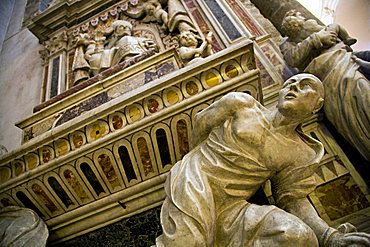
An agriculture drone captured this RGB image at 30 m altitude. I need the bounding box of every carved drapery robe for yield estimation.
[156,94,324,246]
[111,36,153,65]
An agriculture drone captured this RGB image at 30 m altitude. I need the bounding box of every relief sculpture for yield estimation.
[155,74,370,246]
[70,0,214,85]
[72,20,159,85]
[178,31,213,65]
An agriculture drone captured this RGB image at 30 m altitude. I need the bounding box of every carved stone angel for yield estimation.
[178,31,213,65]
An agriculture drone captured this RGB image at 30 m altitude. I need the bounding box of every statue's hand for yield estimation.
[328,232,370,247]
[326,224,370,247]
[206,31,213,43]
[316,29,337,47]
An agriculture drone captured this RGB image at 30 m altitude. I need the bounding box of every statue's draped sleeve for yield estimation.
[280,34,323,71]
[167,0,197,33]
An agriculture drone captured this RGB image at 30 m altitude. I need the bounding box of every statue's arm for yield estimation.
[282,197,332,245]
[179,45,204,61]
[283,198,370,246]
[190,92,253,148]
[281,29,339,69]
[280,34,323,68]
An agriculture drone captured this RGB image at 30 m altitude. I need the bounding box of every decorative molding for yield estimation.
[0,40,264,243]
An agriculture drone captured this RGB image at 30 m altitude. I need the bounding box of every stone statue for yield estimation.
[0,144,7,157]
[281,10,357,50]
[106,20,158,66]
[280,10,370,161]
[155,73,370,246]
[72,33,91,85]
[142,0,169,27]
[178,31,213,65]
[83,31,108,77]
[72,20,158,83]
[0,206,48,246]
[167,0,198,34]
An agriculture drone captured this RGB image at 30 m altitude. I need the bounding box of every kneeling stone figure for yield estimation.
[155,73,370,247]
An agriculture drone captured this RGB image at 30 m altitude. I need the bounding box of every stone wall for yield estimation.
[0,0,43,152]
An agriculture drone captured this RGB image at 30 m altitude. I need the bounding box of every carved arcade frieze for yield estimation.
[0,40,262,243]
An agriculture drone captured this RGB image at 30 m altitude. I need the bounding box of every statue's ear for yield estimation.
[313,98,324,114]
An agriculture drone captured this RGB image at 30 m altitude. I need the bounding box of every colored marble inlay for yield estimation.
[89,124,107,140]
[55,140,70,156]
[0,168,11,183]
[64,170,90,203]
[225,64,239,78]
[176,120,189,159]
[14,162,24,176]
[128,106,142,122]
[48,177,74,208]
[166,90,180,105]
[16,191,44,217]
[185,81,199,95]
[72,134,84,148]
[31,183,58,213]
[97,154,120,189]
[68,51,75,89]
[226,0,265,37]
[80,163,105,196]
[148,99,160,113]
[315,175,370,221]
[203,0,242,40]
[261,45,284,77]
[50,56,60,99]
[156,129,171,167]
[25,154,39,170]
[205,72,220,87]
[183,0,222,52]
[56,93,111,127]
[255,58,275,88]
[137,137,154,176]
[118,146,137,182]
[41,148,52,163]
[112,115,124,129]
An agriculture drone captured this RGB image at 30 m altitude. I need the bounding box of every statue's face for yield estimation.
[277,74,324,118]
[146,4,155,14]
[180,31,198,47]
[115,24,131,36]
[286,15,305,29]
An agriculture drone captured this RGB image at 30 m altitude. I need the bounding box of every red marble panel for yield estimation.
[225,0,266,37]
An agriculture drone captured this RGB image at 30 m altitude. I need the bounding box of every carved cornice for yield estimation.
[28,0,123,42]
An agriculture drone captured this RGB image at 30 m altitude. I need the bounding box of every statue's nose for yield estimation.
[289,82,299,91]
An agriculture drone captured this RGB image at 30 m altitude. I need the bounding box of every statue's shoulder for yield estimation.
[280,37,295,48]
[221,92,255,108]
